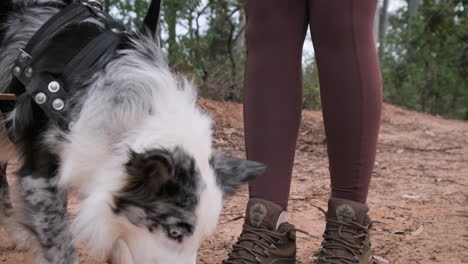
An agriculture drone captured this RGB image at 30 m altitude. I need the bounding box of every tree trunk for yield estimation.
[164,1,178,66]
[373,0,380,46]
[194,3,210,82]
[378,0,389,57]
[408,0,421,18]
[104,0,110,13]
[234,3,246,51]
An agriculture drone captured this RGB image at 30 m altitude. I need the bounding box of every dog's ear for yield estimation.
[125,149,174,189]
[211,152,266,196]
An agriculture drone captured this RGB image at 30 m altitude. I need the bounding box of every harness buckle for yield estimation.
[80,0,103,11]
[18,48,32,64]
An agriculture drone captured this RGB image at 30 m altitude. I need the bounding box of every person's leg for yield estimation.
[309,0,382,203]
[308,1,381,262]
[244,0,308,210]
[223,1,308,263]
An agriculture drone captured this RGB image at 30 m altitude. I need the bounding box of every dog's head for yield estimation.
[111,145,265,263]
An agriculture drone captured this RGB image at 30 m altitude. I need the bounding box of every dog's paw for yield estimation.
[23,249,49,264]
[4,221,31,251]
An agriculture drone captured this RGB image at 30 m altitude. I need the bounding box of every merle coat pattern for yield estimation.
[0,1,265,263]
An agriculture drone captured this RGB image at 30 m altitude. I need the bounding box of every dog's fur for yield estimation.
[0,1,265,263]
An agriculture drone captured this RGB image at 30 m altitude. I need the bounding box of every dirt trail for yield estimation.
[1,100,467,263]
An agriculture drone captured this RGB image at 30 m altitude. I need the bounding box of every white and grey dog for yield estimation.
[0,0,265,263]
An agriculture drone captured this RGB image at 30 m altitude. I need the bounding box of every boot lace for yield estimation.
[317,218,373,264]
[223,224,306,264]
[223,224,282,264]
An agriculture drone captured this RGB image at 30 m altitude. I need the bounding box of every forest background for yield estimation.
[103,0,468,120]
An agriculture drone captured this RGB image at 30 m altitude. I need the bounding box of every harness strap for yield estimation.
[26,72,70,129]
[14,3,92,90]
[2,0,162,129]
[6,1,125,130]
[25,2,89,55]
[63,30,122,77]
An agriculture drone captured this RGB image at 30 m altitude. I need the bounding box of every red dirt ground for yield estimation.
[1,99,467,263]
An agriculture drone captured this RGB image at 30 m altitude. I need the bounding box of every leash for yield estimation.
[0,0,162,130]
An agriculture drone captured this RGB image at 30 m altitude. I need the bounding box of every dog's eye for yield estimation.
[168,227,184,242]
[169,228,182,238]
[166,223,193,243]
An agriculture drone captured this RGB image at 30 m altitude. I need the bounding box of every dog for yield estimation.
[0,0,265,263]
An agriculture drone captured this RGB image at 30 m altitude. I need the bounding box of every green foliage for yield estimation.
[302,55,321,110]
[106,0,246,101]
[382,0,468,120]
[104,0,467,119]
[106,0,149,27]
[167,0,246,101]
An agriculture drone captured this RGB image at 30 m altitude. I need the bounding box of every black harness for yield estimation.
[1,0,161,130]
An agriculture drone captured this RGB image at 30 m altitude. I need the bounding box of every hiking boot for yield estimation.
[222,198,297,264]
[315,198,374,264]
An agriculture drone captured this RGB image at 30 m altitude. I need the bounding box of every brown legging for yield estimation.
[244,0,382,209]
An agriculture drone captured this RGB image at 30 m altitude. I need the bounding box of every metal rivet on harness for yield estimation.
[19,53,28,62]
[48,81,61,93]
[35,93,47,104]
[12,66,21,77]
[87,0,104,10]
[25,67,33,78]
[52,98,65,111]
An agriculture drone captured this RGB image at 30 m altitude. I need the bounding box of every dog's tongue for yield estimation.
[245,198,284,231]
